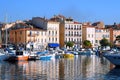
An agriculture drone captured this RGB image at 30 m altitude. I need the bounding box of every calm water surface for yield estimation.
[0,55,119,80]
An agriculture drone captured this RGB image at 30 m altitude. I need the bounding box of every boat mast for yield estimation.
[5,14,7,48]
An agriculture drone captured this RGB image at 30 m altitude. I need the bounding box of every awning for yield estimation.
[48,43,59,48]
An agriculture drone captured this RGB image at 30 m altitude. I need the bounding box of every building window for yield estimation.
[37,31,39,35]
[74,39,76,42]
[66,38,67,42]
[49,31,50,35]
[69,31,70,36]
[56,38,57,42]
[88,34,90,38]
[56,31,57,35]
[69,38,70,41]
[92,34,94,38]
[69,25,70,29]
[96,40,98,43]
[41,39,43,43]
[74,25,76,30]
[71,38,73,41]
[45,39,46,42]
[52,38,54,42]
[52,31,54,36]
[79,25,81,30]
[49,38,50,42]
[77,38,78,42]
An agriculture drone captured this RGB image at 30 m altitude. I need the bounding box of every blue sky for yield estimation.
[0,0,120,24]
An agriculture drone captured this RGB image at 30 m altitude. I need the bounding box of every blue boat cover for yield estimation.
[48,43,59,48]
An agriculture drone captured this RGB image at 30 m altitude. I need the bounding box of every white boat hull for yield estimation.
[0,53,9,61]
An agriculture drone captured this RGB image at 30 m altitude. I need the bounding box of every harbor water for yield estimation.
[0,55,119,80]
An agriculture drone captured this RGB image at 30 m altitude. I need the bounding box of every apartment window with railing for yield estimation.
[49,31,50,35]
[74,25,76,30]
[79,27,81,30]
[77,38,79,42]
[74,39,76,42]
[66,38,67,42]
[56,38,57,42]
[92,34,94,38]
[49,38,50,42]
[95,40,98,43]
[56,31,57,35]
[69,31,70,36]
[71,25,73,30]
[69,38,70,42]
[52,31,54,36]
[69,25,70,29]
[41,39,43,43]
[52,38,54,42]
[65,34,67,36]
[71,38,73,41]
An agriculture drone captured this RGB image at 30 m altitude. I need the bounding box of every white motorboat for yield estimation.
[103,51,120,66]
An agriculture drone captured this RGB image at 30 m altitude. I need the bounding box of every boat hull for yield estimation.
[63,54,74,58]
[104,54,120,66]
[6,56,29,61]
[40,56,52,60]
[39,54,55,60]
[16,56,29,61]
[0,53,9,61]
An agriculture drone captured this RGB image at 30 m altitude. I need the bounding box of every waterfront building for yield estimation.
[110,28,120,46]
[0,22,16,45]
[82,24,95,47]
[31,17,60,48]
[9,23,48,49]
[51,15,82,48]
[106,23,120,46]
[95,28,110,47]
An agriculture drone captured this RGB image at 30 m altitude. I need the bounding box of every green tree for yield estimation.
[116,35,120,40]
[66,41,74,48]
[114,35,120,47]
[100,38,109,47]
[83,40,92,48]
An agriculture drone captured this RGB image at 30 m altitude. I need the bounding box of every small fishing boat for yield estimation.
[36,50,55,60]
[6,50,29,61]
[39,54,55,60]
[63,51,74,58]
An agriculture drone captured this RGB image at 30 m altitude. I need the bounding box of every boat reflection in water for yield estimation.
[105,66,120,80]
[0,55,117,80]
